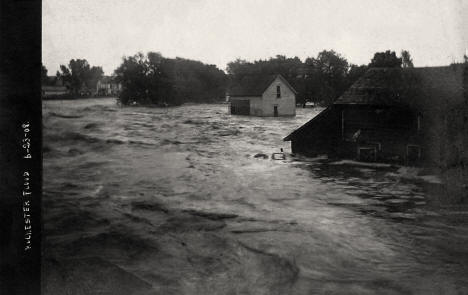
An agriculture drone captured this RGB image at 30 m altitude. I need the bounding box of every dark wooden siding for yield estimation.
[339,105,421,163]
[230,99,250,115]
[290,107,341,157]
[342,106,416,141]
[289,105,424,164]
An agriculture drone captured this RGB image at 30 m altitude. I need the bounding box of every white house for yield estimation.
[96,76,122,96]
[228,74,297,117]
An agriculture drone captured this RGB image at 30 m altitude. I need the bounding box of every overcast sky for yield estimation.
[42,0,467,75]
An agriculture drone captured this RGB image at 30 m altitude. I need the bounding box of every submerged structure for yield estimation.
[284,65,467,166]
[228,74,297,117]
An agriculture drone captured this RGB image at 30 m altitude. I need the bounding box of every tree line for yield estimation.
[227,50,413,106]
[42,49,414,105]
[113,52,227,106]
[42,59,104,96]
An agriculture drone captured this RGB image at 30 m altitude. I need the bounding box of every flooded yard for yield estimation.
[43,98,468,294]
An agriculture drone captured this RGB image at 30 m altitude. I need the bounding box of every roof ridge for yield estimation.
[229,73,297,97]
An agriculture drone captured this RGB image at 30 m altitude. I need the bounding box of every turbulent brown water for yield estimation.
[43,98,468,295]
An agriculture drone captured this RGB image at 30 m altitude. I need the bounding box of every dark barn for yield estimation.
[284,65,467,167]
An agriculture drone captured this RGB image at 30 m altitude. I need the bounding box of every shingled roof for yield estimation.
[228,74,297,97]
[284,64,466,141]
[335,65,465,109]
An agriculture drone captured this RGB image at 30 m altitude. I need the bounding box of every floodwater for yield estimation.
[43,98,468,295]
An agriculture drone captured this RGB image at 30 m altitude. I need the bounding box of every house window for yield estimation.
[276,85,281,98]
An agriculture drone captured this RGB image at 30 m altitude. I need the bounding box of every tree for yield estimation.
[86,66,105,90]
[57,59,104,95]
[401,50,414,68]
[314,50,349,77]
[226,58,250,76]
[369,50,402,68]
[69,59,89,93]
[170,57,226,103]
[114,52,226,106]
[305,50,350,105]
[56,66,71,89]
[226,55,303,82]
[41,64,48,84]
[346,64,368,88]
[114,52,155,105]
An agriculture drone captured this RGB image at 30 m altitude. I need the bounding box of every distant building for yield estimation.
[41,85,69,97]
[44,75,65,86]
[96,76,122,96]
[228,74,297,117]
[41,76,69,97]
[284,65,467,166]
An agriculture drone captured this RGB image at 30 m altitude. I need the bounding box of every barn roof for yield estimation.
[283,107,333,141]
[228,74,297,97]
[335,65,464,108]
[284,64,466,141]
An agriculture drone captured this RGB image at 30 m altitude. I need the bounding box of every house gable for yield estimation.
[261,76,296,116]
[228,74,297,97]
[262,75,298,97]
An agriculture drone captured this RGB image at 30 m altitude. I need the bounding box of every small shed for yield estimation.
[228,74,297,117]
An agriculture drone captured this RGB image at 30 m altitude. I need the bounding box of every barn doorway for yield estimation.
[273,106,278,117]
[357,146,377,162]
[406,145,421,166]
[231,99,250,115]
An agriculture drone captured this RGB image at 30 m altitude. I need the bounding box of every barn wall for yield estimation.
[262,77,296,116]
[249,96,263,116]
[440,100,468,201]
[289,105,430,164]
[290,107,341,156]
[340,105,421,164]
[230,96,264,116]
[230,97,252,115]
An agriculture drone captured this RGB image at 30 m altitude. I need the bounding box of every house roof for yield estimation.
[284,64,466,141]
[98,76,115,84]
[228,74,297,97]
[283,106,333,141]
